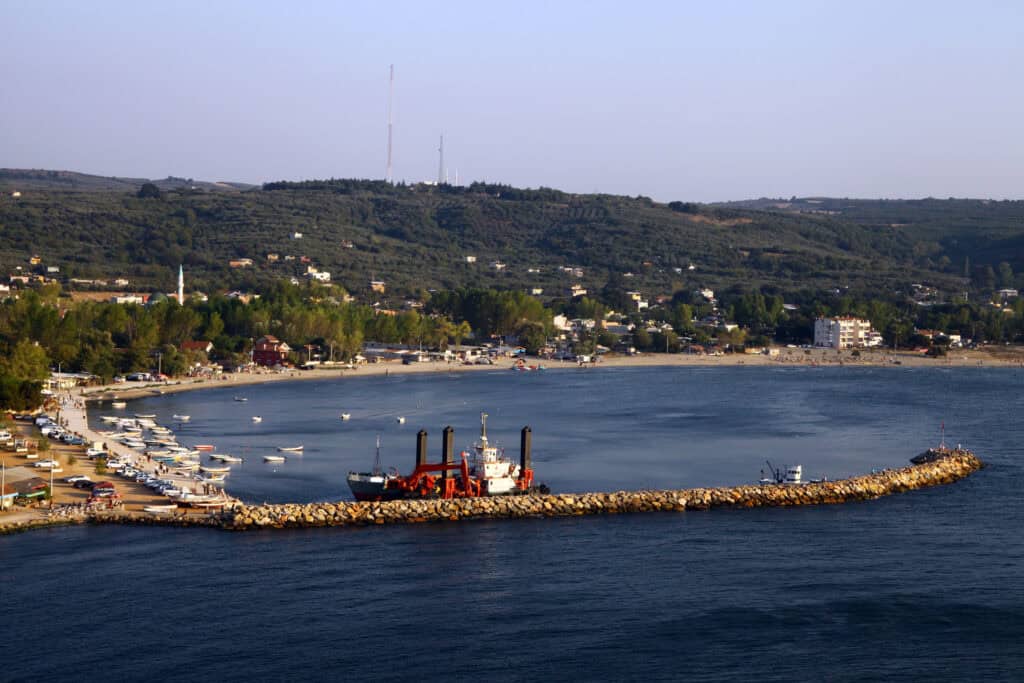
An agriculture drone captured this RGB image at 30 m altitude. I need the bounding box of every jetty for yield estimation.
[1,448,983,534]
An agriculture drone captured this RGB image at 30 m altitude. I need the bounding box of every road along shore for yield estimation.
[1,448,982,534]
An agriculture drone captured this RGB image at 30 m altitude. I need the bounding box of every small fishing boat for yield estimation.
[210,454,243,463]
[100,416,120,423]
[135,413,156,419]
[396,416,406,424]
[143,504,179,514]
[340,413,352,421]
[263,455,286,463]
[172,415,191,422]
[251,416,263,423]
[277,445,304,453]
[233,396,248,402]
[199,465,231,474]
[111,401,127,408]
[194,444,215,451]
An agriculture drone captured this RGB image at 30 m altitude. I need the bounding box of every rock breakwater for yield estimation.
[0,449,983,534]
[220,448,982,531]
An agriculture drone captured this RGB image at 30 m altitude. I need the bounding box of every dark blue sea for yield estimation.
[3,366,1023,681]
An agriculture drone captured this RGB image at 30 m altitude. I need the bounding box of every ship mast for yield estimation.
[373,435,382,475]
[479,412,488,443]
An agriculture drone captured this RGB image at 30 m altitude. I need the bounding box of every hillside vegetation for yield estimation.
[1,175,1021,302]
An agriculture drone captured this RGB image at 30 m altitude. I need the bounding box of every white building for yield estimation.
[814,317,883,349]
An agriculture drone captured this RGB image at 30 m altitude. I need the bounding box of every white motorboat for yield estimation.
[135,413,156,419]
[277,445,304,453]
[199,465,231,474]
[396,416,406,424]
[210,454,243,463]
[251,416,263,423]
[111,401,127,409]
[100,416,120,423]
[340,413,352,421]
[233,396,248,402]
[172,415,191,422]
[143,504,179,514]
[263,455,286,463]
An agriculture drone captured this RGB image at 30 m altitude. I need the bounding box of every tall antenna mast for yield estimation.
[385,64,394,183]
[437,134,445,185]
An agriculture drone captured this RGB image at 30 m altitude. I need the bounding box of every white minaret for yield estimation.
[177,265,184,304]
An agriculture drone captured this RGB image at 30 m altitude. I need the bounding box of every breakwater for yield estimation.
[0,449,983,534]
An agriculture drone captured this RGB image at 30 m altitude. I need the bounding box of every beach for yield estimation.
[76,345,1024,403]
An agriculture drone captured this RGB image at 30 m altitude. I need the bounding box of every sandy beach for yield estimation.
[77,345,1024,403]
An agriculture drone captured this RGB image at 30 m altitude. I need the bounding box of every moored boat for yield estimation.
[263,455,286,463]
[172,415,191,422]
[277,445,304,452]
[111,401,127,408]
[346,436,401,502]
[251,416,263,423]
[194,444,215,451]
[143,504,180,514]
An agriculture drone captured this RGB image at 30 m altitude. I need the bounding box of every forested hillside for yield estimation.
[1,175,1021,302]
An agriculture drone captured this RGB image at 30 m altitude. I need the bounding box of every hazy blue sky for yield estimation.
[5,1,1023,201]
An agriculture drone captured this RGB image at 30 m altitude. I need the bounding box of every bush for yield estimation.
[95,457,107,475]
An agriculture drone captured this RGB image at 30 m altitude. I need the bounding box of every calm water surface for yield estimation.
[2,367,1022,681]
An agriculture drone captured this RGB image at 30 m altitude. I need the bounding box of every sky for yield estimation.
[4,1,1024,201]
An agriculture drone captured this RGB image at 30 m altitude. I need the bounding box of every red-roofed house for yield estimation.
[180,340,214,354]
[253,336,291,366]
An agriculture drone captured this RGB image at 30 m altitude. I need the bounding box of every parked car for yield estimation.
[73,479,96,490]
[64,475,91,483]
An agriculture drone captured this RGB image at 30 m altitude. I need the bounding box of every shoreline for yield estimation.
[79,346,1024,403]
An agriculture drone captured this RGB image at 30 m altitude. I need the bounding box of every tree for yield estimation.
[137,182,163,199]
[1,339,50,381]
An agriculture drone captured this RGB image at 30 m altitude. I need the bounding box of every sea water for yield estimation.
[2,367,1022,680]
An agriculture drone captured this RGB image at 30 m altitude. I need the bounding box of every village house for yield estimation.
[229,258,254,268]
[253,335,291,366]
[180,340,214,354]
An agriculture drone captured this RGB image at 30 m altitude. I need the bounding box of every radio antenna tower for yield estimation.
[385,64,394,183]
[437,134,445,185]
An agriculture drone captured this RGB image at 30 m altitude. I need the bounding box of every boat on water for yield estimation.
[209,453,243,463]
[199,465,231,474]
[172,415,191,422]
[277,445,304,453]
[759,461,805,485]
[194,444,215,451]
[347,436,400,502]
[135,413,156,419]
[251,416,263,423]
[100,416,120,423]
[263,455,286,463]
[346,412,539,501]
[340,413,352,421]
[233,396,248,402]
[111,401,127,408]
[396,416,406,424]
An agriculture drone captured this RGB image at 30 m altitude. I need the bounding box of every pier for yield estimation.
[1,447,983,534]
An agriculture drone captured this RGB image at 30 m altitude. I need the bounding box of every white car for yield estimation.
[64,475,91,483]
[34,459,61,469]
[86,448,105,458]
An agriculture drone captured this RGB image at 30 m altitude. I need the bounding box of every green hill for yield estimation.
[1,176,1021,301]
